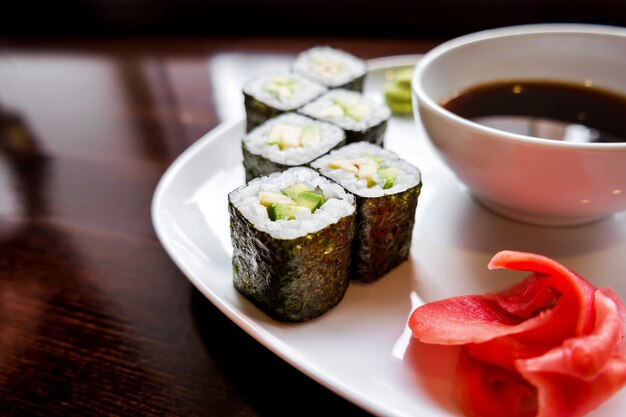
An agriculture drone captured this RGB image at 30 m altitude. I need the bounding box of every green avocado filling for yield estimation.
[311,56,345,79]
[314,95,373,122]
[328,156,397,189]
[384,67,414,115]
[259,183,326,221]
[264,76,299,101]
[266,123,321,150]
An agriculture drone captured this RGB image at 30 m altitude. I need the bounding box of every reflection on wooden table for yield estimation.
[0,37,438,417]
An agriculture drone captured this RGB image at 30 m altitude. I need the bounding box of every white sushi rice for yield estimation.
[311,142,421,198]
[229,167,355,240]
[293,46,367,88]
[298,89,391,132]
[243,72,326,111]
[244,113,345,166]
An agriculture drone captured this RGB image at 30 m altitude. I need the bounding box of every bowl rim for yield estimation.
[412,23,626,151]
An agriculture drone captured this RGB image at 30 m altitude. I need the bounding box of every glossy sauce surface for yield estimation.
[442,81,626,143]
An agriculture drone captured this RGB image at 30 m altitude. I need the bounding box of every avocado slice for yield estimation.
[333,96,372,121]
[378,167,397,189]
[264,77,296,101]
[282,183,309,199]
[328,157,383,187]
[292,191,325,211]
[312,57,344,78]
[279,125,302,149]
[267,203,309,221]
[300,124,320,145]
[267,124,303,149]
[346,103,373,121]
[267,125,283,146]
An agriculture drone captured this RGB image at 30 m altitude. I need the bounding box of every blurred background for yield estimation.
[3,0,626,38]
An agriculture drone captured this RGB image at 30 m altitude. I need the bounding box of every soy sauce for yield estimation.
[442,81,626,143]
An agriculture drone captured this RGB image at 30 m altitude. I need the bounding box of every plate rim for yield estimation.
[151,54,427,417]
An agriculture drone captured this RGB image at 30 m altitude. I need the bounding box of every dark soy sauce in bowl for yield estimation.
[441,81,626,143]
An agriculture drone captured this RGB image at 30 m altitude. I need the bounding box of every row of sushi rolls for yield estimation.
[228,46,421,322]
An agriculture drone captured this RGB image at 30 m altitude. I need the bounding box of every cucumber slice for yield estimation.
[282,182,309,199]
[333,96,372,121]
[378,167,397,189]
[300,124,320,145]
[264,77,297,101]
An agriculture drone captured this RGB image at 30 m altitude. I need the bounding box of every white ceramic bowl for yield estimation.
[412,24,626,226]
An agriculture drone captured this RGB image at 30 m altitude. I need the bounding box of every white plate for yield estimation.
[151,55,626,417]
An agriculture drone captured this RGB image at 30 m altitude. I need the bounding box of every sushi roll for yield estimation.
[311,142,422,283]
[242,113,346,182]
[228,167,356,322]
[243,72,326,132]
[293,46,367,91]
[298,89,391,146]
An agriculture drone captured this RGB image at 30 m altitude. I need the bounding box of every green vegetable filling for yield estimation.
[264,76,299,101]
[293,191,325,211]
[267,123,320,150]
[259,183,326,220]
[282,183,309,199]
[378,167,397,190]
[315,95,373,122]
[267,203,310,221]
[328,156,397,189]
[311,57,345,79]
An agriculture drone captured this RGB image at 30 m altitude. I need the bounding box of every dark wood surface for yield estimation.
[4,1,626,37]
[0,37,440,417]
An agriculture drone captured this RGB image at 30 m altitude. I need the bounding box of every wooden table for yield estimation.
[0,37,440,416]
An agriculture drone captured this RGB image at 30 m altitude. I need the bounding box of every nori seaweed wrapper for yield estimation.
[351,184,421,282]
[244,93,286,132]
[243,75,326,132]
[242,138,347,183]
[229,193,356,322]
[242,144,290,183]
[344,120,388,146]
[337,74,365,93]
[310,142,422,283]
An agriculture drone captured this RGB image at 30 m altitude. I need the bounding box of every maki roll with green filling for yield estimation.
[243,73,326,132]
[228,167,356,322]
[298,89,391,145]
[293,46,367,91]
[242,113,346,182]
[311,142,422,283]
